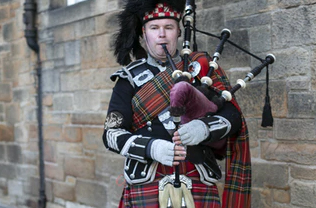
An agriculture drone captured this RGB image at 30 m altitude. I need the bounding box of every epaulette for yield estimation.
[110,58,154,88]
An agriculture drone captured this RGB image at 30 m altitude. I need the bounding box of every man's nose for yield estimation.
[159,28,166,37]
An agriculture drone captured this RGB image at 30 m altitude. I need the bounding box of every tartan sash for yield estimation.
[131,63,181,131]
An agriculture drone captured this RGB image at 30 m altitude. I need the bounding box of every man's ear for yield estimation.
[178,29,182,37]
[142,27,147,40]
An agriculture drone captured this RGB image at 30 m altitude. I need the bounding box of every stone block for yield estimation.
[37,0,50,12]
[277,0,301,8]
[261,141,316,165]
[4,57,23,81]
[44,141,57,163]
[0,145,4,161]
[53,94,74,111]
[16,166,38,179]
[249,25,272,53]
[19,71,35,86]
[8,180,23,196]
[45,162,65,181]
[46,203,64,208]
[0,163,16,179]
[2,22,14,42]
[60,70,82,91]
[62,126,82,143]
[95,12,119,35]
[52,24,76,42]
[73,91,101,111]
[0,83,12,102]
[65,40,81,66]
[74,17,95,38]
[75,179,107,207]
[14,123,29,143]
[80,36,98,69]
[0,6,9,21]
[274,118,316,141]
[22,151,38,166]
[312,47,316,91]
[13,88,30,102]
[202,0,224,8]
[244,118,259,148]
[71,112,106,125]
[107,174,124,207]
[288,92,316,118]
[0,124,14,142]
[64,156,95,179]
[5,103,20,126]
[252,161,289,189]
[291,181,316,207]
[196,8,224,34]
[212,29,250,70]
[49,0,67,10]
[95,152,124,177]
[48,0,94,28]
[57,142,82,155]
[42,69,60,93]
[65,201,94,208]
[286,76,311,90]
[6,144,22,164]
[82,127,103,151]
[251,188,272,208]
[235,80,287,118]
[0,44,10,54]
[53,181,75,201]
[270,47,309,80]
[273,189,290,204]
[80,34,118,69]
[44,125,63,141]
[44,112,69,125]
[225,0,271,19]
[26,177,40,197]
[226,13,271,30]
[290,165,316,180]
[91,68,118,90]
[272,6,316,48]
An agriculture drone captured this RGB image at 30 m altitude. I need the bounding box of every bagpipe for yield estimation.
[164,1,276,126]
[159,0,276,205]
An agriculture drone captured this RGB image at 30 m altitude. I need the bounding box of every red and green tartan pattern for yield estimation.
[119,162,222,208]
[132,62,183,131]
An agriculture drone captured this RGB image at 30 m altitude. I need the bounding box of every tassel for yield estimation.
[261,66,273,127]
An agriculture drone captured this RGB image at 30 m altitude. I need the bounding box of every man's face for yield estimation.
[143,18,179,62]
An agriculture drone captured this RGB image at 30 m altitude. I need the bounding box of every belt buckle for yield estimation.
[159,174,192,191]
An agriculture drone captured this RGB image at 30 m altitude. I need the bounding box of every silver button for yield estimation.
[141,171,146,177]
[147,127,152,132]
[130,174,135,179]
[146,121,152,126]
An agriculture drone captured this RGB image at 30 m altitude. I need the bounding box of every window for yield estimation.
[67,0,86,6]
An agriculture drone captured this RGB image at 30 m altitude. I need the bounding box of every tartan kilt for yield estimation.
[118,162,221,208]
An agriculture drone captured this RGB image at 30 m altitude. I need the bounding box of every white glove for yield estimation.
[150,139,175,167]
[178,120,210,146]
